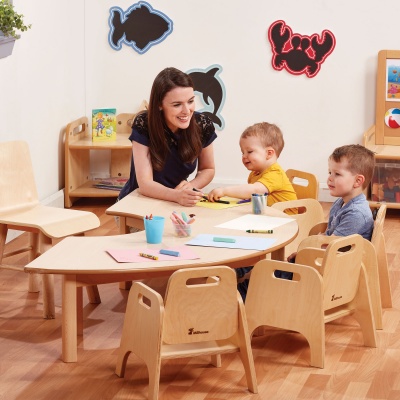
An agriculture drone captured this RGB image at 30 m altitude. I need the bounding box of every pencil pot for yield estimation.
[172,221,192,237]
[143,216,165,244]
[251,193,267,215]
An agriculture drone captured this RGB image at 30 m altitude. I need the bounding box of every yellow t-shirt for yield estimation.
[248,162,297,210]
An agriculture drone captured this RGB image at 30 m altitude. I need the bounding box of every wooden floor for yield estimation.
[1,198,400,400]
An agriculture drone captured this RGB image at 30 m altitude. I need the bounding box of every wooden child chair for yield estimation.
[271,198,325,259]
[286,168,319,199]
[245,234,377,368]
[115,266,258,399]
[0,141,100,318]
[296,233,383,330]
[308,204,392,326]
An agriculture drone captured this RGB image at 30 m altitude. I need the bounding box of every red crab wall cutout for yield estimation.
[268,20,336,78]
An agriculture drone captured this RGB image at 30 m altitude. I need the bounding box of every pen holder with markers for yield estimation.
[170,211,193,237]
[251,193,267,215]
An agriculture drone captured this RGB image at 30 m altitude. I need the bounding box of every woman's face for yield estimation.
[160,87,195,133]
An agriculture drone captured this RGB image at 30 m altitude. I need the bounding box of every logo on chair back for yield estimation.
[188,327,209,335]
[331,294,343,301]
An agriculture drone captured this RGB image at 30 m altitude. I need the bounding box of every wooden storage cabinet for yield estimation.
[65,115,133,207]
[364,125,400,209]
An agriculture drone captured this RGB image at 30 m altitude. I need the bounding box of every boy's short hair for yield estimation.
[241,122,284,157]
[329,144,375,189]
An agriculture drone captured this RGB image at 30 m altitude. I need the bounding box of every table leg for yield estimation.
[62,274,78,362]
[77,286,83,336]
[119,216,129,234]
[119,216,134,290]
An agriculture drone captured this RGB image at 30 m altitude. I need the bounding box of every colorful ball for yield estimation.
[384,108,400,129]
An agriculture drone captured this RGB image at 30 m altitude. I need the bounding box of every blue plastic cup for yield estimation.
[143,216,165,244]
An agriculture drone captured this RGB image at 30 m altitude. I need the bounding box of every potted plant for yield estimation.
[0,0,31,58]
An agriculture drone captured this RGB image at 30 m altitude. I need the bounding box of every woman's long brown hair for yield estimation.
[147,67,202,171]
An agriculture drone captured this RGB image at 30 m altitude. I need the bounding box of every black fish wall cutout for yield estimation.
[108,1,173,54]
[187,65,226,130]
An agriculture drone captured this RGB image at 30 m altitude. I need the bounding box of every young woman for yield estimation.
[118,67,217,206]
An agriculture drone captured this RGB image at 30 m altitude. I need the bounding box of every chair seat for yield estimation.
[0,204,99,238]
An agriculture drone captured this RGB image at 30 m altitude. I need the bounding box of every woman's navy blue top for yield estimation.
[118,111,217,200]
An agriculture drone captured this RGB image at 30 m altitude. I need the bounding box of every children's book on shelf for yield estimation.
[93,177,128,191]
[92,108,117,142]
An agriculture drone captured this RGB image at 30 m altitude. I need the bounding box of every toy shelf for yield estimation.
[64,115,133,208]
[364,125,400,209]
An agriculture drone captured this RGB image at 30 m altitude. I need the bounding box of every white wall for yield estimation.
[1,0,400,202]
[0,0,85,200]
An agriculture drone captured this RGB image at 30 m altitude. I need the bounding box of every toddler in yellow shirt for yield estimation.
[208,122,297,206]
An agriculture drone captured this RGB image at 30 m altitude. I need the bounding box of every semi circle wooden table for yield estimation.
[25,192,298,362]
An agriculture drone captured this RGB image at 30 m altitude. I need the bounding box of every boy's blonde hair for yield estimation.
[241,122,284,157]
[329,144,375,189]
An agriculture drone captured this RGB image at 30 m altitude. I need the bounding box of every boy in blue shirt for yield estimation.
[288,144,376,263]
[323,144,375,240]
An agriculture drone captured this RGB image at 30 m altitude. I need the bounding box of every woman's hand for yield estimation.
[175,180,192,190]
[176,188,203,207]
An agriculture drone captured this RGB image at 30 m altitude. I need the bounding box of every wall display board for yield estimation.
[376,50,400,145]
[186,65,226,131]
[108,1,173,54]
[268,20,335,78]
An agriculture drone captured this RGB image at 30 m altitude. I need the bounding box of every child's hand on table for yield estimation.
[207,187,224,202]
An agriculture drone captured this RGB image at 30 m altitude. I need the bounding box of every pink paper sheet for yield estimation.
[106,246,199,263]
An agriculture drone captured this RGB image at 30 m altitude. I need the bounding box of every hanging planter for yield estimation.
[0,0,31,59]
[0,34,16,58]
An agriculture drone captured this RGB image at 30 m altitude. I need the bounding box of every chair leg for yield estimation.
[362,241,383,330]
[28,233,41,292]
[351,267,377,348]
[115,350,131,378]
[301,312,325,368]
[378,236,392,308]
[147,357,162,400]
[237,301,258,393]
[308,331,325,369]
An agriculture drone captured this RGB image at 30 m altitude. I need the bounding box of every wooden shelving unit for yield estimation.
[363,125,400,209]
[64,114,134,208]
[362,50,400,209]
